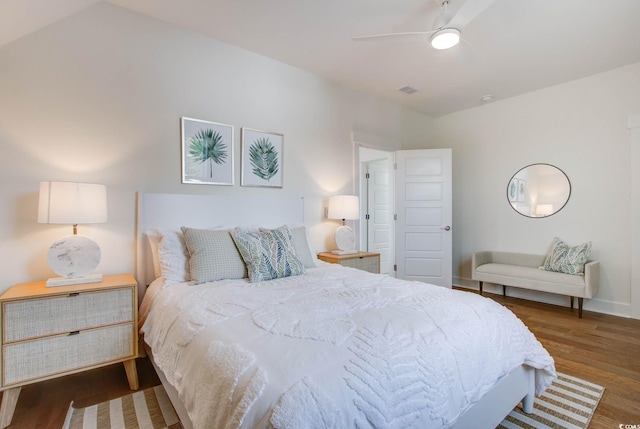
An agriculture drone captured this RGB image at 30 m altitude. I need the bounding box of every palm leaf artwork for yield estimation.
[249,137,279,182]
[188,129,228,178]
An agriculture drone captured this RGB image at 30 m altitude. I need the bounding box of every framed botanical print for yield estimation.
[508,178,518,202]
[517,179,526,202]
[181,117,234,185]
[241,128,283,188]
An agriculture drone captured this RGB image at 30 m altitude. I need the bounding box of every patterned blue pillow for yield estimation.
[230,225,305,282]
[543,237,592,275]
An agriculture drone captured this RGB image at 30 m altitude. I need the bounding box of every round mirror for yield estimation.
[507,164,571,218]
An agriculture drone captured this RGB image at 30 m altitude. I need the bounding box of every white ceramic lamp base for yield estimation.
[46,235,102,287]
[46,273,103,287]
[331,225,358,255]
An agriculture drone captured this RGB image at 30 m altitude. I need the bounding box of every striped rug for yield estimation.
[63,372,603,429]
[499,372,604,429]
[62,385,181,429]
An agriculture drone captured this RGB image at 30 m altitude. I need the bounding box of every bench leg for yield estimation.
[570,296,574,309]
[503,285,506,297]
[478,281,483,295]
[578,298,583,318]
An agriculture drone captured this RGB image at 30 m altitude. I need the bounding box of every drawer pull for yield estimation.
[68,293,80,297]
[68,331,80,336]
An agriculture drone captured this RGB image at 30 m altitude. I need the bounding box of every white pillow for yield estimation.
[289,225,317,268]
[146,226,224,285]
[146,229,164,279]
[157,230,191,287]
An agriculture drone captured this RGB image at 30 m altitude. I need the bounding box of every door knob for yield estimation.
[443,226,451,231]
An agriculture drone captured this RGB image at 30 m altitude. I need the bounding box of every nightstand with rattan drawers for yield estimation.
[317,251,381,274]
[0,273,139,428]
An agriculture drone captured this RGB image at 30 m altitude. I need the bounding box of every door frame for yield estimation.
[354,139,453,286]
[354,141,396,276]
[358,153,396,277]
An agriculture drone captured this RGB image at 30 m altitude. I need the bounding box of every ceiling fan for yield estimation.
[353,0,496,50]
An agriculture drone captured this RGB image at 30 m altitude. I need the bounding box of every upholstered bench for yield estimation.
[471,251,599,318]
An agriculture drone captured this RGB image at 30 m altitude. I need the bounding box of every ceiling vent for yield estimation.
[398,86,418,95]
[481,94,494,103]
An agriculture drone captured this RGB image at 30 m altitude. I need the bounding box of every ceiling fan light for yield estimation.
[431,28,460,50]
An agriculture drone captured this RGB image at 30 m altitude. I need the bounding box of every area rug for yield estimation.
[62,385,181,429]
[63,372,603,429]
[499,372,605,429]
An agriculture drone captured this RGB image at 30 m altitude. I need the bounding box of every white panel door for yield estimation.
[395,149,452,288]
[366,159,392,274]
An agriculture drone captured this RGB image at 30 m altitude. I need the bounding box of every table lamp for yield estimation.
[535,204,554,217]
[327,195,359,255]
[38,181,107,286]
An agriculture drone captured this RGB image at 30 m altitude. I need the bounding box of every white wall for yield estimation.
[407,62,640,317]
[3,2,637,319]
[0,3,432,291]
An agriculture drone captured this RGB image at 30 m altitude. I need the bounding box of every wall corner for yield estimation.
[629,113,640,319]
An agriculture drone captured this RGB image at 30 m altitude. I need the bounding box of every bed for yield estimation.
[135,193,556,429]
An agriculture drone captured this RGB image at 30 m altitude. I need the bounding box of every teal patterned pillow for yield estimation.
[230,225,305,282]
[543,237,592,275]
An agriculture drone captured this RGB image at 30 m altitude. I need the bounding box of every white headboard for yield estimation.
[135,192,305,288]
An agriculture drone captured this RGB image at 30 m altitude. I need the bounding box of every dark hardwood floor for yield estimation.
[2,291,639,428]
[4,358,160,429]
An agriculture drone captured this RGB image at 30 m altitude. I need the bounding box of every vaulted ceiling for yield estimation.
[3,0,640,117]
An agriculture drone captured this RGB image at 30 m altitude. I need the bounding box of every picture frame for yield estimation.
[181,117,234,185]
[241,128,284,188]
[508,178,518,202]
[517,179,526,202]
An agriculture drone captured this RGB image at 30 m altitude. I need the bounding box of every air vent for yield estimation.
[398,86,418,95]
[481,94,494,103]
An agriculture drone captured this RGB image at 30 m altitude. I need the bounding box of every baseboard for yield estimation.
[453,276,477,289]
[453,277,635,319]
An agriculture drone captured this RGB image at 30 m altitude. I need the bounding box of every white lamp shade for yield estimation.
[38,181,107,224]
[535,204,554,217]
[327,195,360,220]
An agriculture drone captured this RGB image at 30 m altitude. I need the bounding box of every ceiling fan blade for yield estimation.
[447,0,497,29]
[352,31,434,42]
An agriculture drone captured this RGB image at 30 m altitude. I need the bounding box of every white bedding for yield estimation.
[140,263,556,429]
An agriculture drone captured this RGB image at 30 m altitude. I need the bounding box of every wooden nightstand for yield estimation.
[317,251,381,274]
[0,273,139,428]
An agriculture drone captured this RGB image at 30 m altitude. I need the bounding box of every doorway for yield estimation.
[357,145,453,287]
[359,147,394,275]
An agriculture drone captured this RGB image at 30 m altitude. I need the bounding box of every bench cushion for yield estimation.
[475,263,587,297]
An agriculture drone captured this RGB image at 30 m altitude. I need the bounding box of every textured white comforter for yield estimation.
[140,263,556,429]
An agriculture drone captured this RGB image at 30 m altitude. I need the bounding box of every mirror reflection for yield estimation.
[507,164,571,218]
